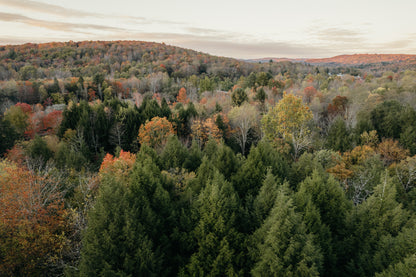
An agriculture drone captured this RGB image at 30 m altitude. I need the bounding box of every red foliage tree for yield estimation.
[42,110,63,135]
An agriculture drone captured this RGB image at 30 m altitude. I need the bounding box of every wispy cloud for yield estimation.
[381,38,415,50]
[0,12,125,34]
[310,26,366,44]
[0,0,95,17]
[0,0,180,25]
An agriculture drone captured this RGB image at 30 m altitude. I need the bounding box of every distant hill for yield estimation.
[250,54,416,66]
[305,54,416,65]
[249,54,416,73]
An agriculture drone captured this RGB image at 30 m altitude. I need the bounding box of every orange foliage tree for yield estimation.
[138,116,175,150]
[176,87,190,104]
[327,145,376,187]
[376,138,409,166]
[0,161,66,275]
[191,118,222,147]
[99,150,136,181]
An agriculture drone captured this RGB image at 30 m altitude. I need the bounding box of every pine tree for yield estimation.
[232,140,289,199]
[375,254,416,277]
[253,169,281,225]
[326,116,351,152]
[295,170,351,276]
[345,175,411,276]
[79,148,172,276]
[160,135,188,170]
[184,171,243,276]
[251,185,322,276]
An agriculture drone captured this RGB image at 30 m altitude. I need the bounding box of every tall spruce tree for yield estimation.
[344,175,411,276]
[251,185,322,276]
[79,148,172,276]
[183,171,243,276]
[295,169,351,276]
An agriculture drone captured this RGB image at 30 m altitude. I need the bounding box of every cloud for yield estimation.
[311,27,365,43]
[0,0,95,17]
[0,0,178,25]
[0,12,125,34]
[381,38,415,50]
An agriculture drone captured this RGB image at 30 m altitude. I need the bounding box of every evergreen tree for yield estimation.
[160,135,188,170]
[79,148,172,276]
[252,169,281,225]
[344,175,411,276]
[295,170,351,276]
[183,140,202,172]
[232,140,289,199]
[0,116,20,156]
[251,185,322,276]
[326,116,351,152]
[231,88,248,106]
[210,142,239,181]
[184,171,243,276]
[375,254,416,277]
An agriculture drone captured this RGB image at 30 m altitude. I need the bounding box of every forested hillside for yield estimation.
[2,40,416,276]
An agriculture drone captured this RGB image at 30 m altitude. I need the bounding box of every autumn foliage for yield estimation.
[176,87,190,104]
[0,161,66,276]
[191,118,222,146]
[138,116,175,150]
[99,150,136,180]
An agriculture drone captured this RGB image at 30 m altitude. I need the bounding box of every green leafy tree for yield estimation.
[160,135,188,170]
[0,116,20,156]
[252,169,281,226]
[232,140,289,200]
[4,105,29,136]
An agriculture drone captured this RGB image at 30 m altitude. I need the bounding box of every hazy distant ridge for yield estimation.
[249,54,416,65]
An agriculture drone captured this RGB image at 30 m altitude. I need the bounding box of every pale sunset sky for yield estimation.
[0,0,415,59]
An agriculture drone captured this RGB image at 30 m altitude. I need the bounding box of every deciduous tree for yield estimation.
[138,116,174,151]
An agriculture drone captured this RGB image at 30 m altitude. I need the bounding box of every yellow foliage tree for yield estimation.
[261,92,313,158]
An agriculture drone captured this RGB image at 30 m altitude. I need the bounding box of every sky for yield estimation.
[0,0,415,59]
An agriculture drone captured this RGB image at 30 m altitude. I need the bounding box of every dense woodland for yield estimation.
[2,41,416,276]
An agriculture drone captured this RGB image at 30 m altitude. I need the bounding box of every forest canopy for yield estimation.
[2,41,416,276]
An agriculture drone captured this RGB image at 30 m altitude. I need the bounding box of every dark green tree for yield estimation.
[251,185,322,276]
[160,135,188,170]
[232,140,289,199]
[79,148,172,276]
[295,170,351,276]
[344,175,411,276]
[0,116,20,156]
[371,100,403,139]
[375,254,416,277]
[183,171,243,276]
[231,88,248,107]
[326,116,351,152]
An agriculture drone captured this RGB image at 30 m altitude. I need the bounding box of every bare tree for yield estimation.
[228,103,259,155]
